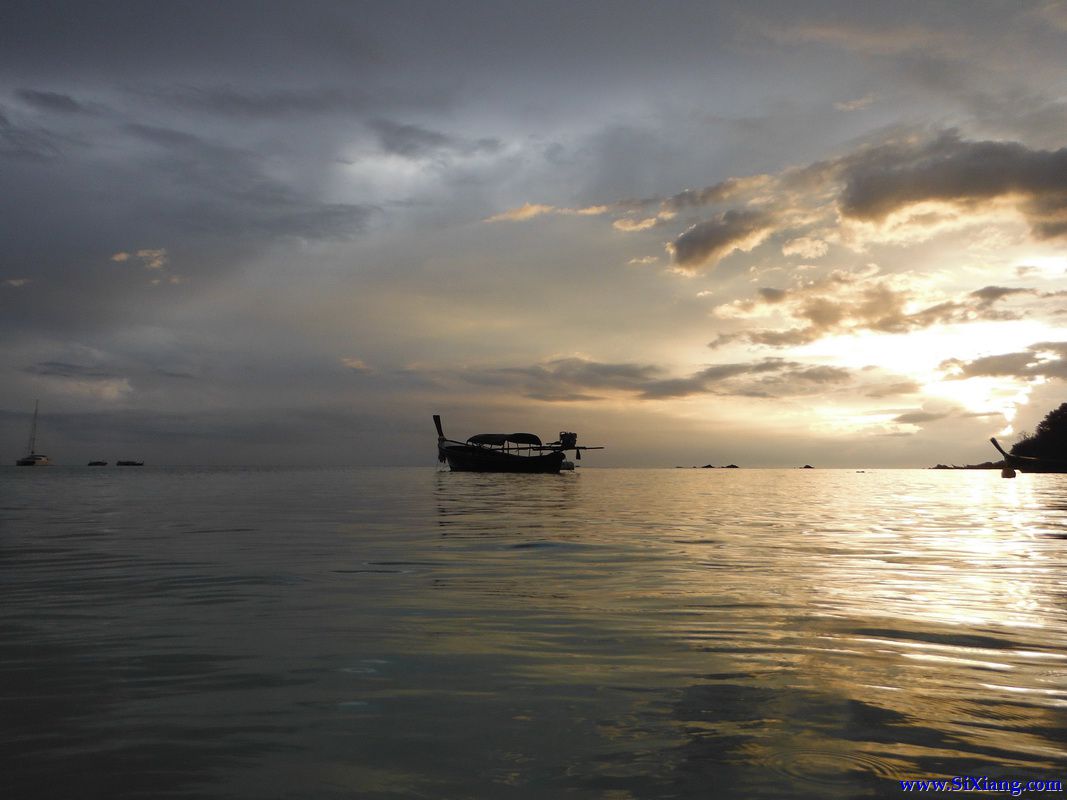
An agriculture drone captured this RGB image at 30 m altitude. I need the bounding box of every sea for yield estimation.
[3,466,1067,799]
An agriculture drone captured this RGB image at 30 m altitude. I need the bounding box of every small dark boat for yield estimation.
[434,414,602,473]
[116,460,144,467]
[88,461,108,466]
[990,438,1067,474]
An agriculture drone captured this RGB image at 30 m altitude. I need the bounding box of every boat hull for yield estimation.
[15,455,50,466]
[1003,456,1067,474]
[439,443,565,473]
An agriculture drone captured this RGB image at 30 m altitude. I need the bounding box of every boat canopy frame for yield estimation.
[466,432,543,447]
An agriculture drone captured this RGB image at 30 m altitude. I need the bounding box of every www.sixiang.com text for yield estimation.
[900,776,1064,796]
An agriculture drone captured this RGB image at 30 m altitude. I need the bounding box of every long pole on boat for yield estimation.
[27,399,39,455]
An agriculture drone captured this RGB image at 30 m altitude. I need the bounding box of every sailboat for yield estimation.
[15,400,51,466]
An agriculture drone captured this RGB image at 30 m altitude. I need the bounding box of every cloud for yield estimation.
[341,357,372,373]
[489,357,662,396]
[486,202,614,222]
[486,203,559,222]
[835,95,874,112]
[968,285,1035,307]
[941,342,1067,381]
[366,118,501,159]
[781,236,829,259]
[24,360,118,379]
[484,131,1067,277]
[451,355,856,402]
[837,131,1067,238]
[760,19,966,57]
[668,209,777,271]
[658,176,772,211]
[138,248,167,269]
[0,107,63,160]
[16,89,86,113]
[893,410,951,424]
[124,122,374,240]
[3,278,31,288]
[712,272,1044,348]
[144,85,388,119]
[111,248,167,270]
[757,287,789,304]
[23,360,132,400]
[864,380,922,398]
[613,216,660,232]
[640,358,853,399]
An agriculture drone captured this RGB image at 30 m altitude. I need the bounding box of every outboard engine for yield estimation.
[558,432,577,449]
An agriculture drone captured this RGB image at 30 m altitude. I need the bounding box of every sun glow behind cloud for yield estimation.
[795,320,1060,418]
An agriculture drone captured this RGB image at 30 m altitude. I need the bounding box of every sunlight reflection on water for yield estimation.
[3,466,1066,798]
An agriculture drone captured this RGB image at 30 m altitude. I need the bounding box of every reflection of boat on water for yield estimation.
[117,460,144,467]
[15,400,50,466]
[435,414,602,473]
[990,438,1067,473]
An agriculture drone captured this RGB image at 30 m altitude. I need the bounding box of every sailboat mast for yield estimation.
[27,399,38,454]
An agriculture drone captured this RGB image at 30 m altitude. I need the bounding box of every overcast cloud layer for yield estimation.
[3,0,1067,466]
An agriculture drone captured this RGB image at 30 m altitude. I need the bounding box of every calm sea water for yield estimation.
[3,466,1066,798]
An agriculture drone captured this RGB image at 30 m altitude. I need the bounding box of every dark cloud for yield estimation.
[15,89,85,113]
[146,86,381,119]
[482,357,662,399]
[660,177,764,211]
[969,285,1034,306]
[670,209,777,271]
[757,287,789,303]
[894,410,950,424]
[367,119,501,159]
[838,130,1067,237]
[639,359,788,398]
[452,355,856,402]
[941,341,1067,381]
[124,123,374,240]
[368,119,453,157]
[0,107,63,160]
[24,361,119,379]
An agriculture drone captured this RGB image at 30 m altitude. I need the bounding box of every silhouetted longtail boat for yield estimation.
[434,414,603,473]
[990,438,1067,474]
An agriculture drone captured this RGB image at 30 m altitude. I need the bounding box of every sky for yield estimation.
[2,0,1066,467]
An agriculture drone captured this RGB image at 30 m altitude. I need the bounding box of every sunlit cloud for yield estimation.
[112,248,168,270]
[708,269,1057,349]
[781,236,829,258]
[613,216,659,232]
[501,131,1067,277]
[341,357,372,373]
[835,95,874,112]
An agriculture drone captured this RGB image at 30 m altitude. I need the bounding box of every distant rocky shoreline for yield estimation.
[929,460,1006,470]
